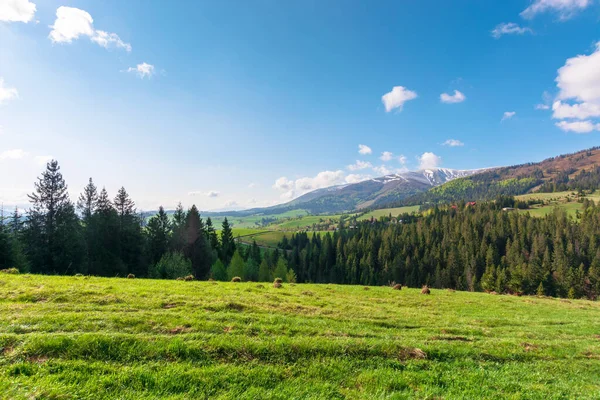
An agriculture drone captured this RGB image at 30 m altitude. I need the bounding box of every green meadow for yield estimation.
[1,274,600,399]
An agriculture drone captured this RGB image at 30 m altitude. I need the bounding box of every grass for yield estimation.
[1,275,600,399]
[229,228,269,238]
[356,206,420,221]
[514,191,600,218]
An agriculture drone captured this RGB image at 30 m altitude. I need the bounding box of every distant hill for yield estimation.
[399,147,600,206]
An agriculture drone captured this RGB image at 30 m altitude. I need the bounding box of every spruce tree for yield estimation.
[210,259,228,281]
[77,178,98,220]
[147,206,171,265]
[183,205,212,279]
[258,258,271,282]
[227,250,246,280]
[220,217,235,265]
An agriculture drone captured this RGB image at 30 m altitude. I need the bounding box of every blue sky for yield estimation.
[1,0,600,211]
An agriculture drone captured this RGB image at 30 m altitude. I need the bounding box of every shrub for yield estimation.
[421,285,431,295]
[210,260,228,281]
[231,277,241,282]
[0,268,19,274]
[150,252,192,280]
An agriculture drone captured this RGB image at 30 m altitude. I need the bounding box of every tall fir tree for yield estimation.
[220,217,235,265]
[77,178,98,220]
[183,205,213,279]
[146,206,172,266]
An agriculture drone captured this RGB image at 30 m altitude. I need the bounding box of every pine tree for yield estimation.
[171,202,186,252]
[205,217,220,254]
[210,259,228,281]
[146,206,171,265]
[258,259,271,282]
[227,250,246,280]
[24,160,86,274]
[273,258,289,282]
[183,205,213,279]
[220,217,235,265]
[77,178,98,220]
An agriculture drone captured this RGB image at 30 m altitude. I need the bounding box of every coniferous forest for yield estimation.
[2,160,600,299]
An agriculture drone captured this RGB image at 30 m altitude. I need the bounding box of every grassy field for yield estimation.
[514,191,600,218]
[229,228,269,238]
[356,206,420,221]
[1,275,600,399]
[212,210,310,229]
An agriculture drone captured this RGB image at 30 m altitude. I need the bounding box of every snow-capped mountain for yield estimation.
[284,168,481,213]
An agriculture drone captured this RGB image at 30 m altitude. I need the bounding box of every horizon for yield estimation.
[2,0,600,212]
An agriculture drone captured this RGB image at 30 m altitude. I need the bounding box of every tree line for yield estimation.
[279,199,600,299]
[0,160,294,282]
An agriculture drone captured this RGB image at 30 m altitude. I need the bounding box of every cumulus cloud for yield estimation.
[0,149,28,160]
[397,155,407,165]
[0,78,18,104]
[188,190,220,197]
[501,111,516,121]
[372,165,393,176]
[442,139,464,147]
[380,151,393,162]
[0,0,36,23]
[440,90,466,104]
[206,191,220,198]
[491,22,532,38]
[358,144,372,155]
[273,177,294,191]
[347,160,372,171]
[550,42,600,133]
[521,0,591,20]
[126,63,155,79]
[381,86,417,112]
[418,152,442,169]
[345,174,371,184]
[224,200,238,207]
[49,6,131,51]
[555,120,600,133]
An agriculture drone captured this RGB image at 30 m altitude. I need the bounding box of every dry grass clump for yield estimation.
[392,284,402,290]
[274,278,283,284]
[184,275,194,281]
[273,281,282,288]
[447,288,456,293]
[127,274,135,279]
[231,277,242,282]
[1,268,19,274]
[363,286,370,291]
[176,277,184,281]
[421,285,431,295]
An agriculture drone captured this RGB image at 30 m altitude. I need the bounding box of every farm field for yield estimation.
[212,210,310,229]
[515,191,600,218]
[356,206,420,221]
[1,274,600,399]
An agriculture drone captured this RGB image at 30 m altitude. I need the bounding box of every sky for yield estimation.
[1,0,600,212]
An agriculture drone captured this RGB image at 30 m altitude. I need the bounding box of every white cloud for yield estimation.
[358,144,372,155]
[34,155,53,165]
[347,160,373,171]
[418,152,442,169]
[188,190,220,197]
[345,174,371,184]
[295,170,345,191]
[206,191,220,198]
[0,78,18,104]
[273,177,294,191]
[91,30,132,52]
[49,7,131,51]
[535,104,550,110]
[0,149,28,160]
[280,190,295,200]
[502,111,516,121]
[0,0,36,23]
[555,120,600,133]
[381,86,417,112]
[443,139,464,147]
[491,23,532,38]
[248,183,256,188]
[224,200,238,207]
[521,0,591,20]
[552,100,600,119]
[372,165,393,176]
[380,151,393,162]
[440,90,466,104]
[126,63,155,79]
[551,42,600,132]
[397,155,407,165]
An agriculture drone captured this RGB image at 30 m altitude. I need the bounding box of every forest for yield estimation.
[2,160,600,299]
